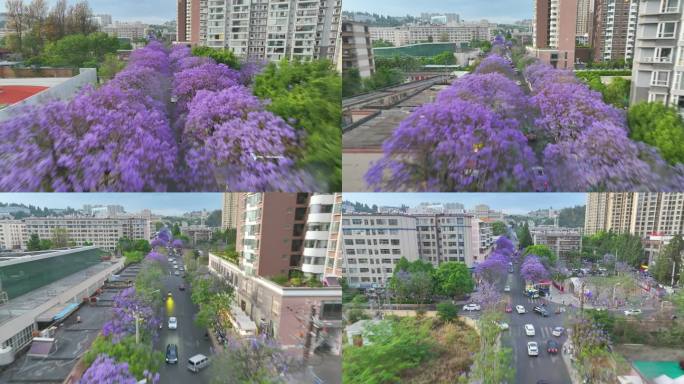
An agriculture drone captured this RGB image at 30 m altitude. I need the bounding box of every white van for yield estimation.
[187,354,209,373]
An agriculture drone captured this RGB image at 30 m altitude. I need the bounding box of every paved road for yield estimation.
[155,254,213,383]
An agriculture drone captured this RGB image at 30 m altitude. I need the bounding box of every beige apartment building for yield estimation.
[368,22,492,47]
[584,193,684,237]
[531,226,583,260]
[102,21,148,40]
[341,21,375,78]
[0,220,27,250]
[341,212,493,289]
[221,193,239,230]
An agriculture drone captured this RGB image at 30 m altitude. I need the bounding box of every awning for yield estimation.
[27,337,54,357]
[52,303,79,321]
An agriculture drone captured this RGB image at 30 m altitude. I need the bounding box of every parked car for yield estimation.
[168,317,177,330]
[463,303,481,311]
[179,284,185,291]
[624,309,642,316]
[525,324,535,336]
[527,341,539,356]
[504,285,511,292]
[187,354,210,373]
[174,271,180,276]
[552,326,564,337]
[166,344,178,364]
[547,340,559,354]
[505,305,512,313]
[498,322,509,331]
[516,305,526,314]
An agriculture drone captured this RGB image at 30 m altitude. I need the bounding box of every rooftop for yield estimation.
[0,85,48,106]
[634,361,684,380]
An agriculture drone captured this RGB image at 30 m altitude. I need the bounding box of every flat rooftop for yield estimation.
[0,260,118,327]
[0,77,71,107]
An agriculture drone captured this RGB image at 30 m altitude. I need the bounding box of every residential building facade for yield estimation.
[102,21,149,40]
[221,193,239,230]
[532,0,578,69]
[180,225,214,245]
[584,192,684,237]
[0,220,26,250]
[530,226,583,260]
[368,22,493,47]
[341,21,375,78]
[630,0,684,109]
[341,212,493,289]
[592,0,639,62]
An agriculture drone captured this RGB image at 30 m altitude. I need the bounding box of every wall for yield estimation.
[0,67,76,78]
[0,68,96,122]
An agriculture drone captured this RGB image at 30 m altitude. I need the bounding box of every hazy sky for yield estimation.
[0,0,177,24]
[344,193,587,215]
[0,193,222,216]
[343,0,533,23]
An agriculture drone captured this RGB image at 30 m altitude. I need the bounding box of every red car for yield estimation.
[546,340,559,354]
[505,305,512,313]
[179,284,185,291]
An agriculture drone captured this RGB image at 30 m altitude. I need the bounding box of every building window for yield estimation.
[651,70,670,86]
[648,92,668,103]
[661,0,680,13]
[657,22,677,38]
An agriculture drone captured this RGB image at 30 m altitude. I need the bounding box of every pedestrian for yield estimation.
[76,315,81,323]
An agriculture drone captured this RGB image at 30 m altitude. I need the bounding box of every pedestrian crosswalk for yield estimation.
[509,325,560,338]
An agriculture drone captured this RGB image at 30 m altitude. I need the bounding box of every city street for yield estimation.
[155,254,213,384]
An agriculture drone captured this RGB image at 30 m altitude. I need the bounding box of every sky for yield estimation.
[0,193,222,216]
[0,0,177,24]
[343,0,533,23]
[344,193,587,215]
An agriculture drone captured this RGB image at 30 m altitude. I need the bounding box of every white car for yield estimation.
[498,322,509,331]
[527,341,539,356]
[552,326,564,337]
[624,309,642,316]
[504,285,511,292]
[463,303,481,311]
[168,317,177,330]
[516,305,526,314]
[524,324,535,336]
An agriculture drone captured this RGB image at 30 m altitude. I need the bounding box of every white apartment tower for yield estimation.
[221,193,240,230]
[630,0,684,110]
[584,192,684,237]
[301,193,342,279]
[199,0,341,62]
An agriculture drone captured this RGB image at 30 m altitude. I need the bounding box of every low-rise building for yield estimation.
[0,220,26,250]
[103,21,148,40]
[642,233,675,267]
[530,225,582,260]
[208,253,342,357]
[180,225,214,245]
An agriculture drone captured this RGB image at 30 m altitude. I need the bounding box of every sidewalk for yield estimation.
[561,340,583,384]
[545,284,596,310]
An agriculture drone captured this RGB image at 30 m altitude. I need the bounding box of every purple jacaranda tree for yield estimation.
[102,287,159,343]
[150,238,164,248]
[172,62,242,114]
[182,88,316,191]
[80,354,138,384]
[436,73,532,121]
[521,255,549,282]
[476,251,509,283]
[157,228,172,243]
[495,236,515,257]
[365,99,539,191]
[531,82,626,143]
[542,121,684,191]
[474,54,515,78]
[172,239,183,249]
[144,251,166,263]
[211,334,288,383]
[524,62,578,90]
[471,280,502,310]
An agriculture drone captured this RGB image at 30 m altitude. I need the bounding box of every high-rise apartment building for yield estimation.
[576,0,594,43]
[341,21,375,78]
[235,193,341,280]
[183,0,341,62]
[341,212,493,289]
[584,192,684,237]
[592,0,639,62]
[630,0,684,110]
[221,193,239,230]
[532,0,578,69]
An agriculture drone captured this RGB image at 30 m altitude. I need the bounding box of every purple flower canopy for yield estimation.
[521,254,549,282]
[80,354,137,384]
[145,251,166,263]
[0,39,316,192]
[171,239,183,249]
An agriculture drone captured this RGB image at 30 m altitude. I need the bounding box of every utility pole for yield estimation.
[135,312,140,344]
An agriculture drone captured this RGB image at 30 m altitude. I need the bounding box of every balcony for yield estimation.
[640,56,674,63]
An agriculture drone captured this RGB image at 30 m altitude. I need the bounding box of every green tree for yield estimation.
[342,67,363,97]
[523,244,557,267]
[343,317,436,384]
[471,310,514,384]
[602,77,630,109]
[135,262,164,307]
[51,227,69,248]
[171,223,181,237]
[191,46,240,69]
[83,336,163,380]
[133,239,151,254]
[98,52,124,81]
[491,221,507,236]
[42,32,119,68]
[653,235,683,285]
[433,262,474,299]
[436,302,459,322]
[628,101,684,165]
[363,67,405,90]
[253,59,341,192]
[38,238,52,250]
[27,233,41,251]
[124,250,144,265]
[371,39,394,48]
[517,222,533,249]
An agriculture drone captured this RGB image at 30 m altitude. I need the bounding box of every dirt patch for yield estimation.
[615,344,684,362]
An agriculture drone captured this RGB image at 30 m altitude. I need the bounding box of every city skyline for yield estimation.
[0,0,175,24]
[343,0,533,23]
[344,193,587,214]
[0,193,222,216]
